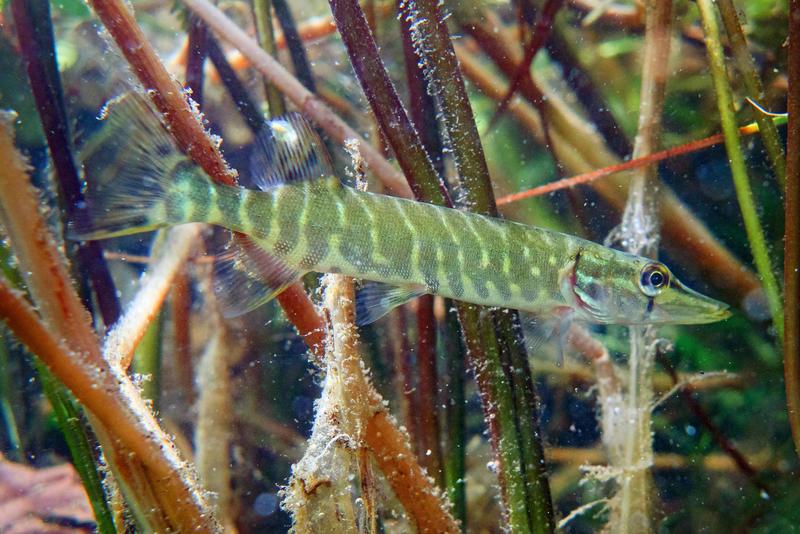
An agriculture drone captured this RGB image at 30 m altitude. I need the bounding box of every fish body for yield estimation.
[74,94,730,326]
[171,172,574,313]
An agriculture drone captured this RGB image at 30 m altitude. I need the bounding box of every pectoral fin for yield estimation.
[520,308,576,367]
[212,233,305,317]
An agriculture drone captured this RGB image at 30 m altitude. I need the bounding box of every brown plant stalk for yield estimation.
[0,115,216,531]
[103,225,202,369]
[323,275,459,533]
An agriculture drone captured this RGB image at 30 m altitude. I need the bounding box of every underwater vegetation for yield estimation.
[0,0,796,532]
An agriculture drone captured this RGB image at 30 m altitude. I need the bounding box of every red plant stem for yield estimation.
[88,0,235,184]
[784,0,800,459]
[495,126,760,205]
[392,307,418,443]
[172,269,194,402]
[490,0,564,127]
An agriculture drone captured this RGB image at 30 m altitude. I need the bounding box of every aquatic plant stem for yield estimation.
[0,333,21,460]
[784,0,800,459]
[36,362,117,534]
[185,14,208,105]
[698,0,784,340]
[442,303,467,529]
[104,225,202,368]
[610,3,672,530]
[415,295,444,483]
[253,0,287,116]
[314,274,459,532]
[10,0,121,327]
[132,310,163,408]
[716,0,786,187]
[272,0,317,92]
[495,119,784,205]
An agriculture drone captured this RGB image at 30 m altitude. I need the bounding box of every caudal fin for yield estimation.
[69,93,189,240]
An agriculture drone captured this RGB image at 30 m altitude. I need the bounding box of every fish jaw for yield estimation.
[645,278,731,325]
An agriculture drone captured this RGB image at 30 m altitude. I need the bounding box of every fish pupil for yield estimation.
[650,271,664,287]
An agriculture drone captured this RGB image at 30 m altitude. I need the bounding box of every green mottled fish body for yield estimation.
[166,170,578,313]
[74,94,730,327]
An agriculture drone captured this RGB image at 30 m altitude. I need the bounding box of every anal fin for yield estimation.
[355,281,427,326]
[213,234,305,317]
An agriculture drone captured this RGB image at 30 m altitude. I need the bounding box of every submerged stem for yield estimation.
[716,0,786,187]
[698,0,784,340]
[784,0,800,459]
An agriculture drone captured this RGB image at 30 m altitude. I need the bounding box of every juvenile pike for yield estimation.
[74,94,730,326]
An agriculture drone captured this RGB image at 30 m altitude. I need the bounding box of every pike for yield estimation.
[73,94,730,329]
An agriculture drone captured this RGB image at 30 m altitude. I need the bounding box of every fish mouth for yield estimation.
[654,280,732,325]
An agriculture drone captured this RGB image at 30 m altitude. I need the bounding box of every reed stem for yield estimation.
[10,0,120,327]
[783,0,800,459]
[253,0,287,115]
[698,0,784,340]
[716,0,786,187]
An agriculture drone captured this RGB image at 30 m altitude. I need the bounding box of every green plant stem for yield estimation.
[697,0,784,340]
[403,1,554,530]
[716,0,786,187]
[37,361,117,534]
[0,332,22,460]
[783,0,800,459]
[253,0,286,115]
[272,0,316,92]
[133,310,164,409]
[442,301,466,529]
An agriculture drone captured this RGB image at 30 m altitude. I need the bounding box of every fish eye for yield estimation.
[639,263,670,296]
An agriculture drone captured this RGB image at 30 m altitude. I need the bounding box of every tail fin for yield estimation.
[69,93,187,240]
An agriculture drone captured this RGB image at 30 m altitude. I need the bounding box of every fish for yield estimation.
[72,93,731,328]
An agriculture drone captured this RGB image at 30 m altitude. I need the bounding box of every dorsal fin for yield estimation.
[249,113,336,190]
